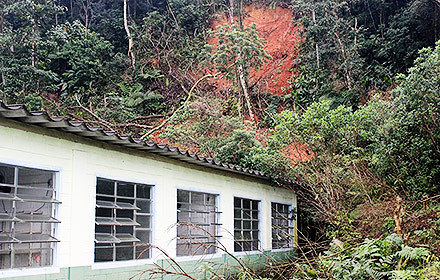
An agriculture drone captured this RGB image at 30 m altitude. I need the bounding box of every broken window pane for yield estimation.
[94,178,152,262]
[0,163,58,270]
[271,202,293,249]
[176,190,219,256]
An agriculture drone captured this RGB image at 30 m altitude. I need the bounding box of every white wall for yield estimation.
[0,119,296,271]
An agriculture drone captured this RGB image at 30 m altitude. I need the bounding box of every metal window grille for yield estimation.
[0,163,59,269]
[94,178,152,262]
[176,190,220,256]
[233,197,259,252]
[271,202,294,249]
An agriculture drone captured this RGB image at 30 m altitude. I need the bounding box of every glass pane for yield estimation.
[116,226,134,234]
[115,233,139,243]
[234,231,242,240]
[251,200,258,210]
[116,217,139,226]
[116,209,134,219]
[243,199,250,209]
[243,220,251,230]
[0,252,12,269]
[95,217,118,226]
[0,165,14,185]
[95,247,113,262]
[234,209,241,219]
[14,252,31,268]
[33,248,52,267]
[116,201,139,210]
[234,220,241,229]
[136,230,151,244]
[205,194,215,205]
[117,183,134,198]
[97,179,114,195]
[136,244,150,259]
[95,225,112,234]
[252,210,258,219]
[136,185,151,199]
[244,231,251,240]
[18,167,53,189]
[95,233,119,243]
[96,207,112,218]
[252,221,258,229]
[191,192,204,205]
[96,200,117,209]
[234,242,242,252]
[137,200,151,214]
[252,241,258,250]
[234,197,241,208]
[243,210,251,220]
[177,190,189,203]
[16,214,59,223]
[15,234,58,243]
[136,215,150,229]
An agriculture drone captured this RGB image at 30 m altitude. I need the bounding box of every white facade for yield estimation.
[0,117,296,279]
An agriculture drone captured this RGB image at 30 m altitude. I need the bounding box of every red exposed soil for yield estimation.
[208,5,303,96]
[281,142,314,165]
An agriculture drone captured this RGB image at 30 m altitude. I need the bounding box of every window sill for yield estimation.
[0,266,60,278]
[233,250,262,256]
[92,259,154,270]
[174,253,223,262]
[271,247,295,253]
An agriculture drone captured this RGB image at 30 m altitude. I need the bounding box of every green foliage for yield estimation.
[41,21,116,101]
[162,95,244,156]
[289,0,439,107]
[208,23,271,83]
[317,234,437,280]
[370,42,440,195]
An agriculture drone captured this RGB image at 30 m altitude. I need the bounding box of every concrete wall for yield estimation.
[0,119,297,280]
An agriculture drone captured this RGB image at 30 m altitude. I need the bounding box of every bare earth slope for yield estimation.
[209,5,303,96]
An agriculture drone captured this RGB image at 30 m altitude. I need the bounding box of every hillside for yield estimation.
[0,0,439,278]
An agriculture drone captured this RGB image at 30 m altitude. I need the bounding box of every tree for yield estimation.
[371,41,440,196]
[208,23,271,121]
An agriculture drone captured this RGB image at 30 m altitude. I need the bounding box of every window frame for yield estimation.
[270,201,294,250]
[93,176,154,264]
[233,196,261,253]
[0,161,61,272]
[175,188,221,258]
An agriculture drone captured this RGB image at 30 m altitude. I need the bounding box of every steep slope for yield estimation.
[209,5,303,96]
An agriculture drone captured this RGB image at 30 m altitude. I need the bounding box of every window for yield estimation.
[0,164,59,269]
[233,197,259,252]
[176,190,220,256]
[271,202,293,249]
[94,178,152,262]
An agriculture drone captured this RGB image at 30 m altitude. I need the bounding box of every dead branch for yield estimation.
[140,73,221,140]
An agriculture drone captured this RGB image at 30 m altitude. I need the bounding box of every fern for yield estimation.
[392,270,418,280]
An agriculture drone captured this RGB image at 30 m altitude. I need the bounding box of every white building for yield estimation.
[0,102,297,279]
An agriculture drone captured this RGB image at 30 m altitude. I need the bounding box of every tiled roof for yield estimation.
[0,102,300,187]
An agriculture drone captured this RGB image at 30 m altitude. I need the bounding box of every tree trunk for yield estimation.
[393,196,404,237]
[238,65,255,122]
[238,0,243,30]
[123,0,135,68]
[312,7,319,68]
[229,0,234,24]
[0,14,4,86]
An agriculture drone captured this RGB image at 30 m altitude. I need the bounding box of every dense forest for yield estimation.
[1,0,439,278]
